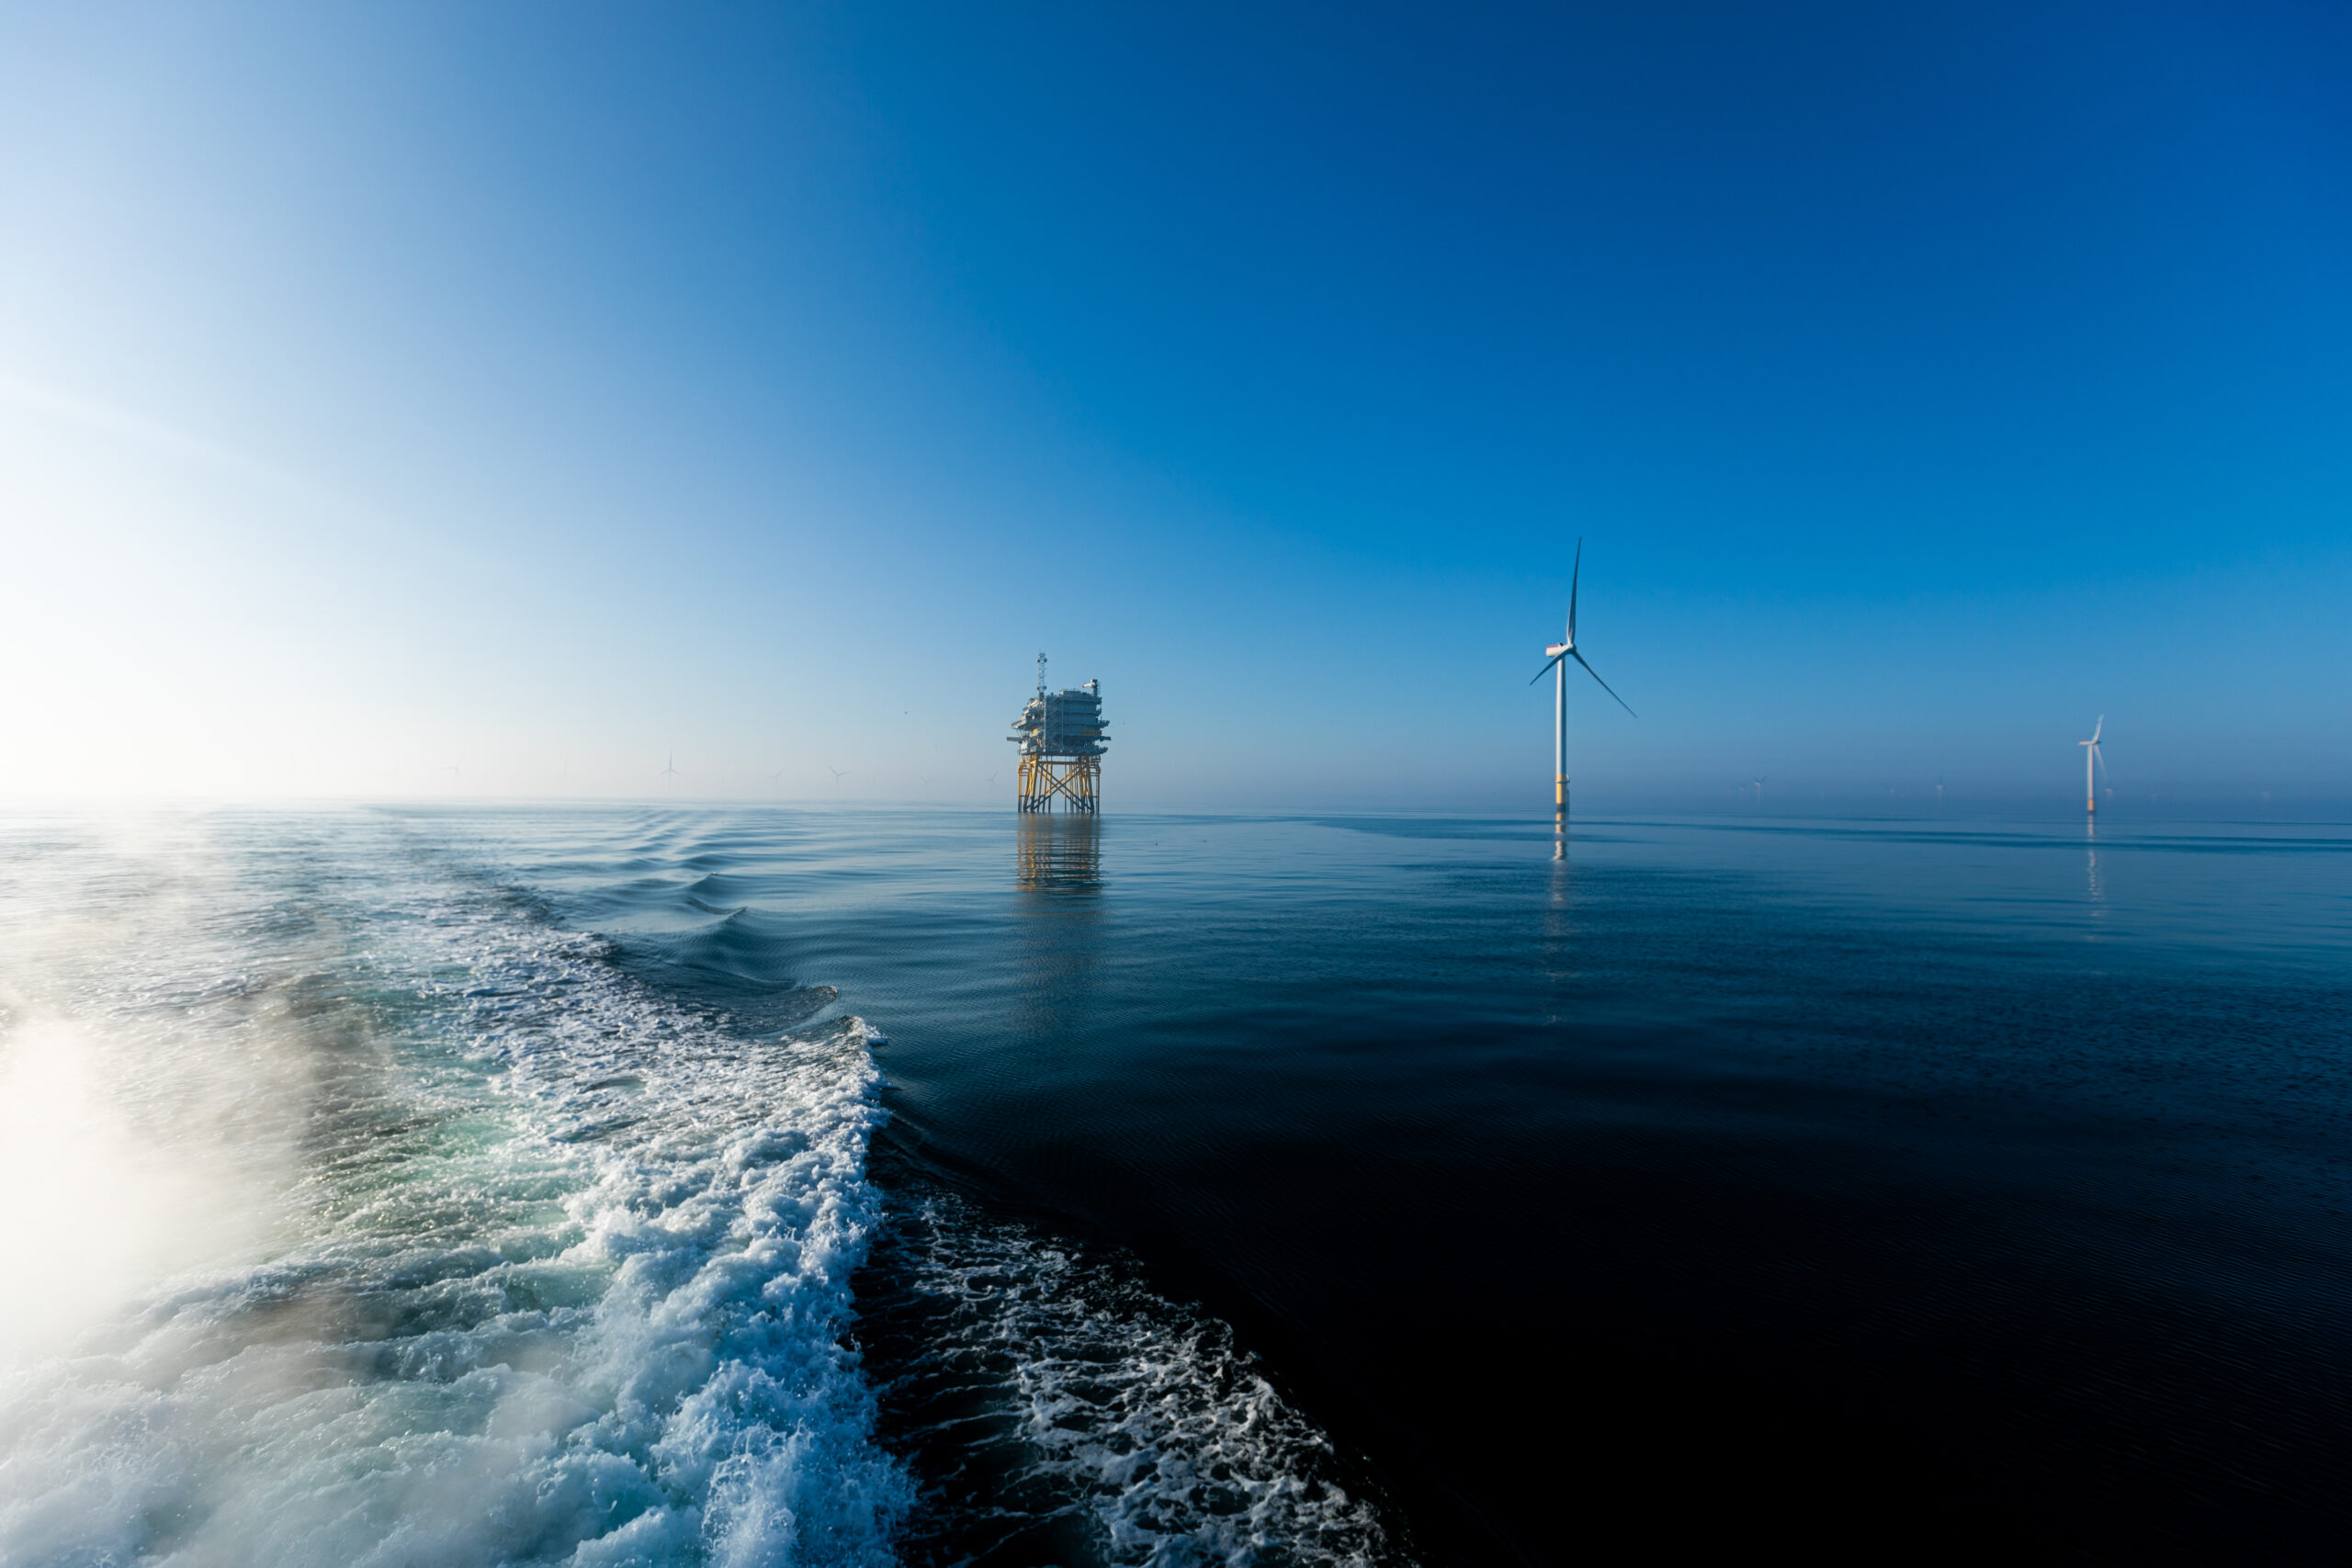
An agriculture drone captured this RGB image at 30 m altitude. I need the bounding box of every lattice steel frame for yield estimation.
[1016,754,1099,814]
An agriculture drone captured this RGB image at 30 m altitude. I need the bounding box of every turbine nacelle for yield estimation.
[1527,537,1635,718]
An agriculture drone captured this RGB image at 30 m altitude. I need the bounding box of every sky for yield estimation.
[2,1,2347,813]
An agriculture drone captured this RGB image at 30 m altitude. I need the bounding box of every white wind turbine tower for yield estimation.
[1530,538,1636,852]
[2078,716,2107,816]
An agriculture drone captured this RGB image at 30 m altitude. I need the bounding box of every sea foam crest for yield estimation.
[0,824,907,1568]
[865,1190,1403,1568]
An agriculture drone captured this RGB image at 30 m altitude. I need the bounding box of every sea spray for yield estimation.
[0,811,908,1567]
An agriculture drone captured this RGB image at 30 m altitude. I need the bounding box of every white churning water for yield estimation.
[0,812,905,1567]
[864,1188,1398,1568]
[0,809,1412,1568]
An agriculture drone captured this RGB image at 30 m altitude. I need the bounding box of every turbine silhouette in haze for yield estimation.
[1529,538,1635,850]
[2078,717,2108,816]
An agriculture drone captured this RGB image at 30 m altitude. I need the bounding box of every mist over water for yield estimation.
[0,812,904,1567]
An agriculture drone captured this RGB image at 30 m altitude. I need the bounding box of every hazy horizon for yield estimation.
[6,791,2345,826]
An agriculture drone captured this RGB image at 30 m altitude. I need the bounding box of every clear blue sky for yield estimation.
[3,2,2346,810]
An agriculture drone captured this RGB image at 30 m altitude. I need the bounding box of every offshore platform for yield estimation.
[1010,653,1107,814]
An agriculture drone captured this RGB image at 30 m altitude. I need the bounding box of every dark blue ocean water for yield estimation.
[481,807,2352,1562]
[2,807,2345,1565]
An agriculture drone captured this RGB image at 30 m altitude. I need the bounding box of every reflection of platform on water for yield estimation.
[1017,815,1102,891]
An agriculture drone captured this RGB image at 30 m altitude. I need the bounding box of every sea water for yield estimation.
[1,807,2346,1564]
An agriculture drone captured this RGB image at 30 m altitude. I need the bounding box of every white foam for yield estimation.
[875,1193,1403,1568]
[0,813,907,1566]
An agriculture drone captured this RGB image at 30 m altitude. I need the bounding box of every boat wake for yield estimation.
[0,810,1409,1567]
[0,814,905,1567]
[857,1184,1404,1568]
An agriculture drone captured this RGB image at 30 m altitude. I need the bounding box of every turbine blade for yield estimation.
[2093,744,2109,785]
[1571,649,1637,716]
[1528,653,1566,686]
[1568,537,1583,643]
[2091,715,2103,743]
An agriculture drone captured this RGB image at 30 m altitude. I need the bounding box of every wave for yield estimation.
[858,1185,1404,1568]
[0,815,907,1567]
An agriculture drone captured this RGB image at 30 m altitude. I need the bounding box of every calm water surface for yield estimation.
[1,807,2345,1564]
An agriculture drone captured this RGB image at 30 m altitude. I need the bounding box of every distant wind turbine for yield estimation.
[661,753,681,790]
[1529,537,1635,850]
[2078,716,2107,816]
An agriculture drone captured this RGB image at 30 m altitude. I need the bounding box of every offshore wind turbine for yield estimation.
[2078,716,2107,816]
[1529,538,1636,850]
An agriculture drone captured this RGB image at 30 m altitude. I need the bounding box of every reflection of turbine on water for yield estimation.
[2086,818,2105,906]
[1017,814,1102,892]
[1542,852,1576,958]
